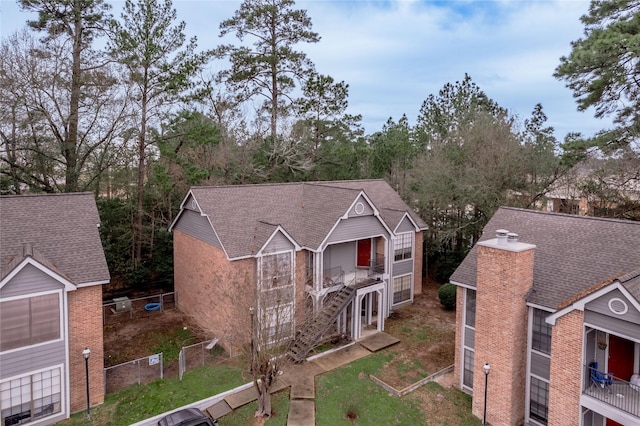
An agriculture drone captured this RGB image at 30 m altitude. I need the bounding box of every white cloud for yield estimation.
[0,0,612,139]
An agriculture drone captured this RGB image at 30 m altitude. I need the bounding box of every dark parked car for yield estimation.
[157,408,217,426]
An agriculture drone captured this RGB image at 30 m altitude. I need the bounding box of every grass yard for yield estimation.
[72,282,476,425]
[59,365,246,426]
[314,352,481,426]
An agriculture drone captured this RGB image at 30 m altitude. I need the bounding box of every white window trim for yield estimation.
[257,250,296,346]
[391,273,413,306]
[0,364,67,423]
[393,232,413,262]
[526,307,551,426]
[461,287,475,393]
[0,289,65,355]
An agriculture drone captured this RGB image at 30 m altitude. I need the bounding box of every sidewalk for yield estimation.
[209,332,400,425]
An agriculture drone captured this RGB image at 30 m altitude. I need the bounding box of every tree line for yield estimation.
[1,0,638,293]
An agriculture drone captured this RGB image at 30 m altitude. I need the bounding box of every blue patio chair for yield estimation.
[589,361,614,393]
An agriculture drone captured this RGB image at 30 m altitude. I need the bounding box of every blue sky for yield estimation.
[0,0,612,141]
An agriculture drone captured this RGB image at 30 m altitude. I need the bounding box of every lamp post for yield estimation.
[483,363,490,425]
[249,307,255,373]
[82,347,91,420]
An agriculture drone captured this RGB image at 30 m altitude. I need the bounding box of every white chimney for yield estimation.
[496,229,509,245]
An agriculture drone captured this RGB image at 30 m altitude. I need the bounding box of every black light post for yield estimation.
[483,363,490,425]
[249,307,255,373]
[82,347,91,420]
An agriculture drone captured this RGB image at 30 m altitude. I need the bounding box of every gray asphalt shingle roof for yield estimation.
[0,193,110,285]
[185,180,427,259]
[449,207,640,310]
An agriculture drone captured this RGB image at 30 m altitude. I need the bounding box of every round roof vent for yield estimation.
[608,298,628,315]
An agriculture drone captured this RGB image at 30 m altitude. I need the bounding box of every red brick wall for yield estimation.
[174,230,255,356]
[547,310,583,426]
[68,285,104,412]
[472,243,534,426]
[413,231,424,295]
[294,250,308,326]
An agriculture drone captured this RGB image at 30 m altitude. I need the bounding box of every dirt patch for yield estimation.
[103,309,209,367]
[376,278,456,390]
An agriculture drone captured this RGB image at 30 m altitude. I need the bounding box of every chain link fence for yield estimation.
[104,353,163,394]
[104,340,225,393]
[178,339,221,381]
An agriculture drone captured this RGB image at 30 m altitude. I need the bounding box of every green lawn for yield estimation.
[61,351,479,426]
[59,365,246,426]
[315,352,426,425]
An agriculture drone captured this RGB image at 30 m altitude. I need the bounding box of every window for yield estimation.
[259,252,294,345]
[532,309,551,354]
[393,275,412,304]
[0,293,60,352]
[463,349,474,388]
[1,367,62,425]
[393,233,412,261]
[529,377,549,424]
[260,252,292,289]
[264,304,293,343]
[465,289,476,327]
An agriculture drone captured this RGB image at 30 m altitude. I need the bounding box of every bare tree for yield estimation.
[0,30,131,194]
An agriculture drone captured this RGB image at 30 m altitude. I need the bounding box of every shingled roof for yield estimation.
[449,207,640,310]
[0,193,110,286]
[179,180,427,259]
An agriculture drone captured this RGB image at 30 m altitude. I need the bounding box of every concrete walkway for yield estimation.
[206,332,401,426]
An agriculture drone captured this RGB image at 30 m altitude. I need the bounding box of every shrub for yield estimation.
[438,283,457,310]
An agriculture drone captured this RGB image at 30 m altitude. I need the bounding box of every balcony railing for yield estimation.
[583,364,640,419]
[322,267,345,288]
[368,253,385,279]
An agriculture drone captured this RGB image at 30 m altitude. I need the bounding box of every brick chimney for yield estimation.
[472,230,535,425]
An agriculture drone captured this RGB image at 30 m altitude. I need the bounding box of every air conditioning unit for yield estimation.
[113,297,131,312]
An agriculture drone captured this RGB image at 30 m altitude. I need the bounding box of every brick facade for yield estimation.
[174,230,255,356]
[174,231,309,356]
[68,285,104,412]
[547,310,584,426]
[472,241,535,426]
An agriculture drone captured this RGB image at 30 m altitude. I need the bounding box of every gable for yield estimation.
[183,193,201,212]
[346,194,375,218]
[261,230,296,254]
[395,215,416,234]
[325,216,389,246]
[585,287,640,325]
[173,209,222,250]
[1,263,67,298]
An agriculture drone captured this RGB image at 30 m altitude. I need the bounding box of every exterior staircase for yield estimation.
[287,285,355,362]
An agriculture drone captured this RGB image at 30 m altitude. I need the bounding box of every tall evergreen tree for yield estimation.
[555,0,640,150]
[216,0,320,141]
[108,0,210,262]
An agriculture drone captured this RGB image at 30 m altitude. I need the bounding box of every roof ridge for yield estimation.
[0,192,94,199]
[190,179,386,191]
[499,206,640,225]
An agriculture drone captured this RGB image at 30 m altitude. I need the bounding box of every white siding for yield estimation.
[326,216,388,245]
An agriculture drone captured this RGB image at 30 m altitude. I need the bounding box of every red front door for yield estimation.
[357,239,371,267]
[605,335,635,426]
[608,334,635,381]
